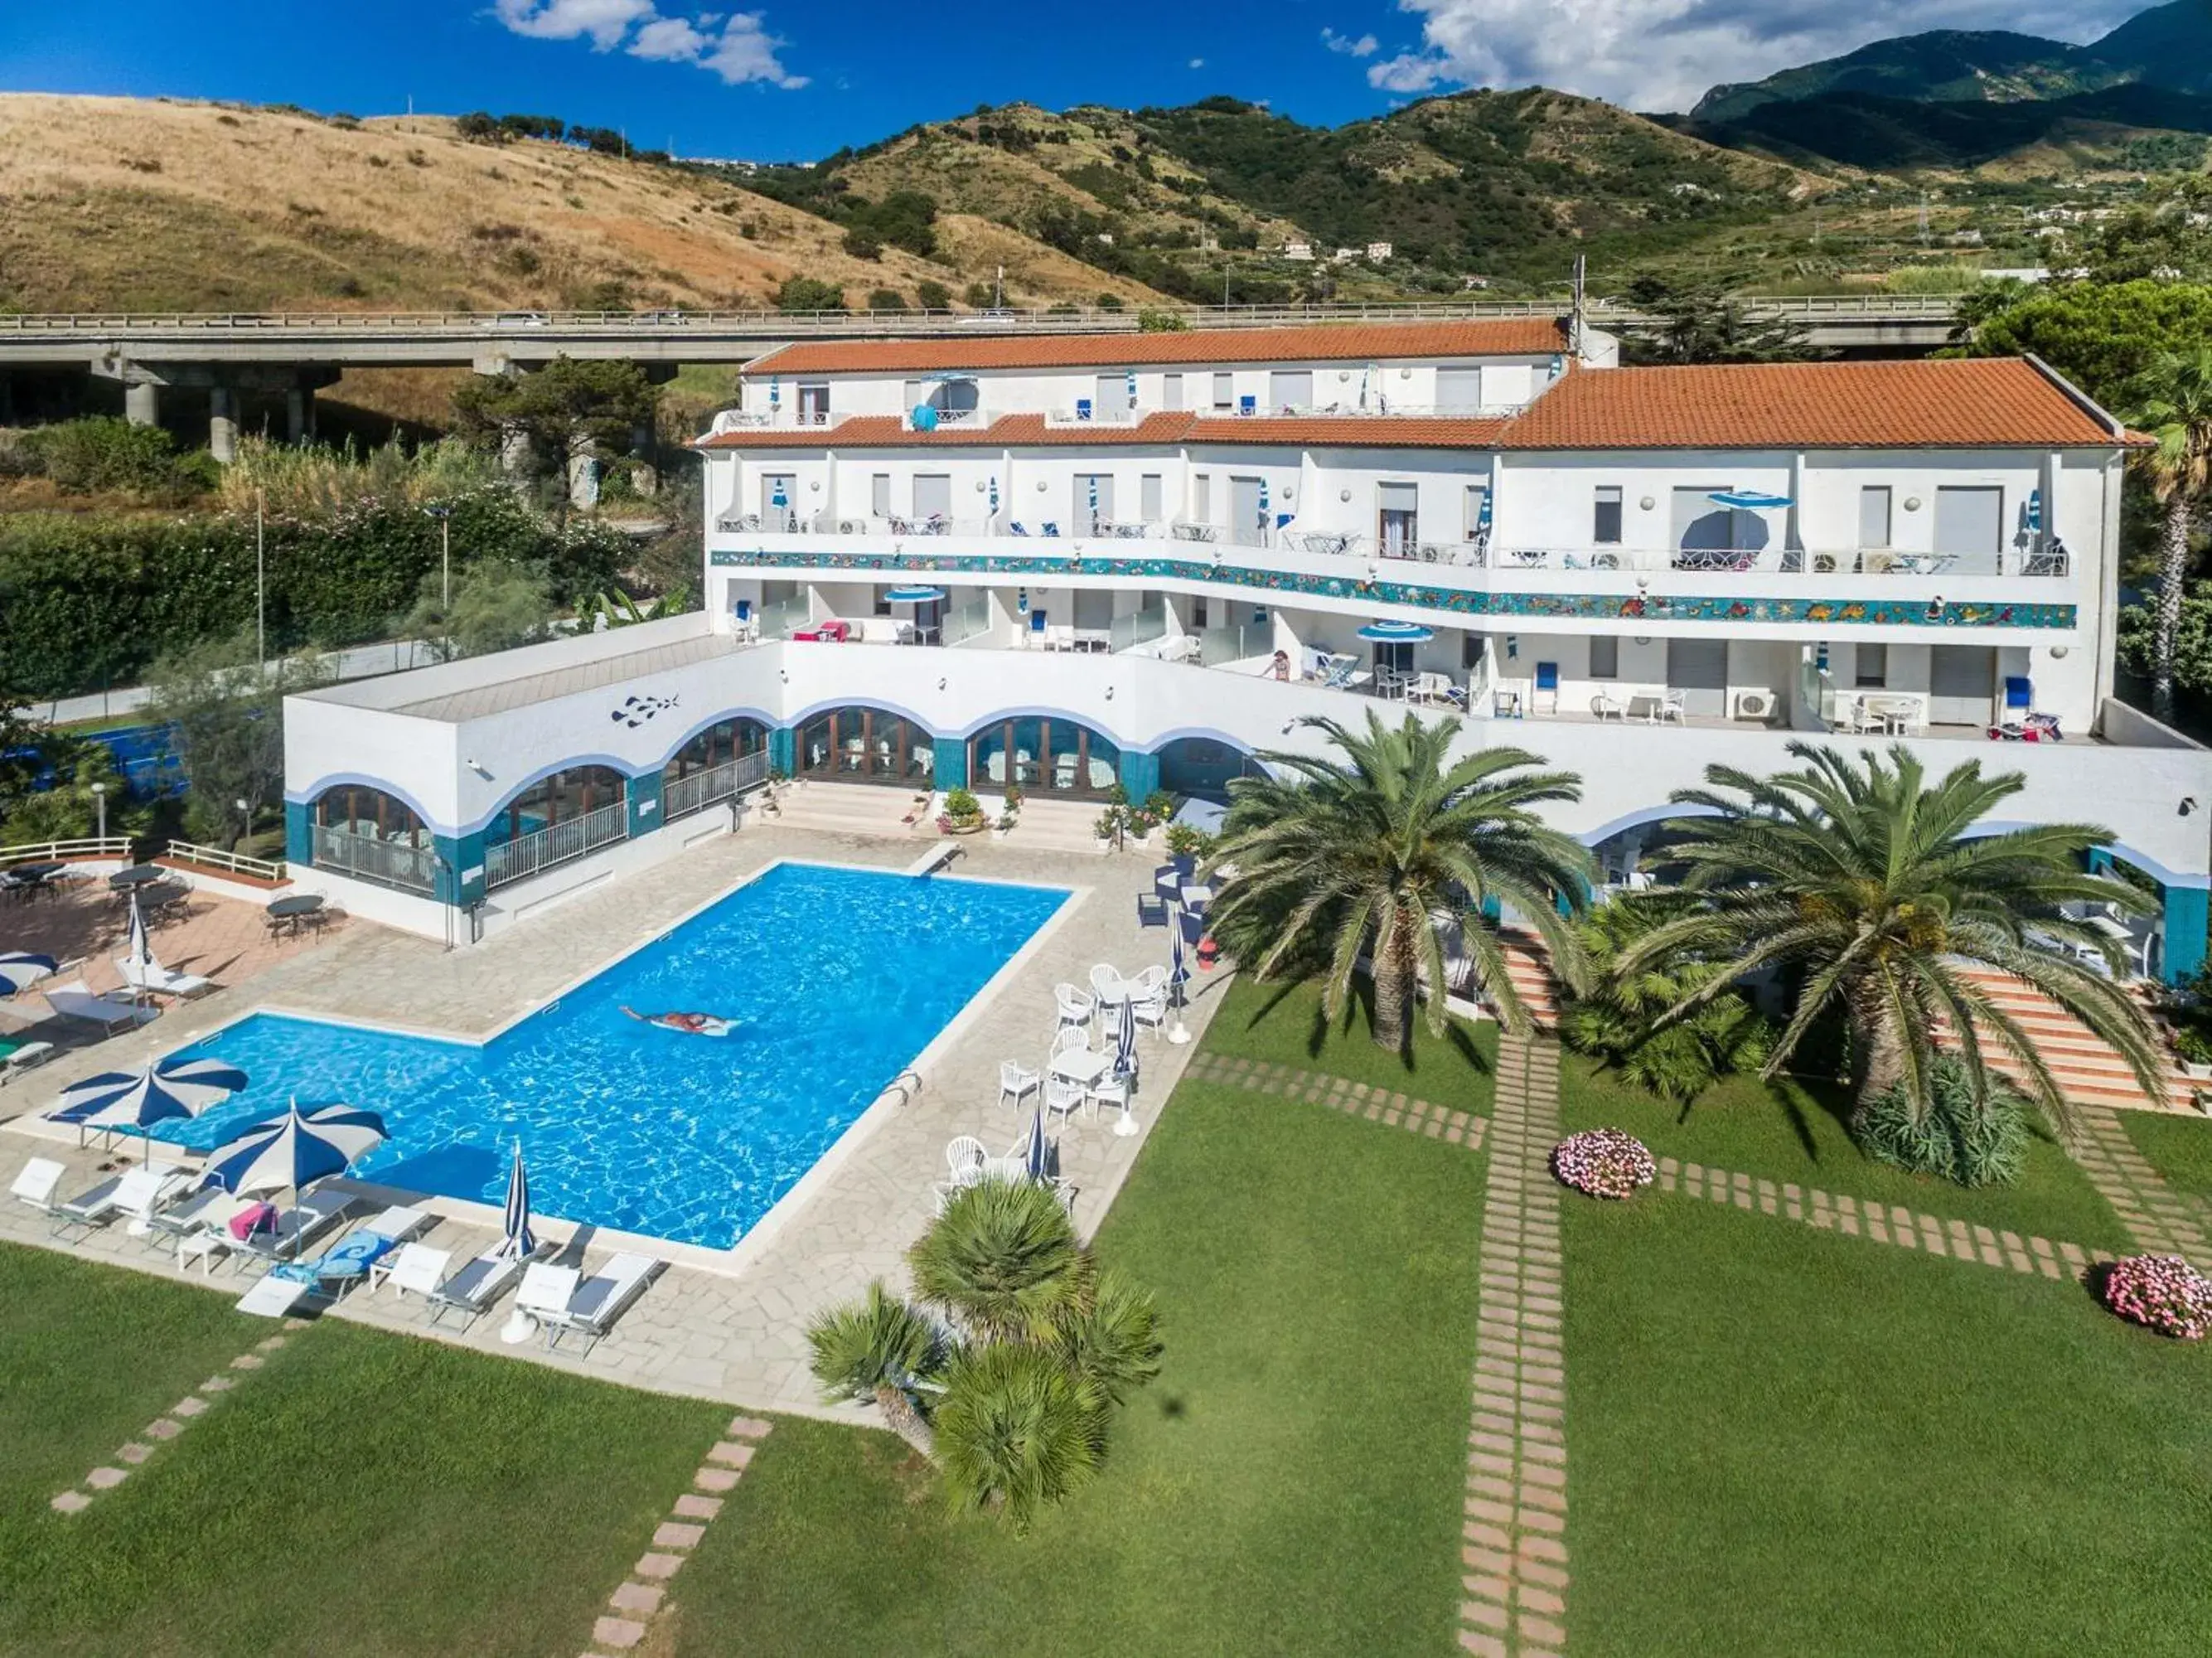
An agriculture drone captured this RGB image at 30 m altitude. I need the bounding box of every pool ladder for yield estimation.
[878,1069,923,1108]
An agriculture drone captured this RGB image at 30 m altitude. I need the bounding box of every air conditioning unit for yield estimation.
[1731,689,1776,722]
[835,517,865,536]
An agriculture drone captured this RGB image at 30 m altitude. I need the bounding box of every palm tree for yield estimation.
[907,1179,1088,1346]
[2122,347,2212,720]
[1208,711,1591,1050]
[1562,895,1773,1108]
[1618,743,2167,1129]
[806,1282,946,1461]
[933,1341,1106,1531]
[1049,1268,1164,1406]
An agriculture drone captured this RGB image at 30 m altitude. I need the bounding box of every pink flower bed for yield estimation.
[1551,1128,1656,1200]
[2102,1253,2212,1340]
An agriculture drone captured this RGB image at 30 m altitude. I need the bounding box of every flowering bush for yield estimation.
[2101,1253,2212,1340]
[1551,1128,1656,1200]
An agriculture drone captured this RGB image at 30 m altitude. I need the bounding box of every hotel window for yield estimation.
[1140,473,1164,523]
[1589,636,1619,680]
[1212,371,1235,410]
[1465,484,1490,543]
[1859,486,1893,550]
[870,473,891,518]
[1463,634,1484,671]
[1270,369,1313,410]
[1856,643,1888,687]
[1593,486,1624,545]
[1193,473,1212,522]
[1163,372,1184,411]
[796,382,830,421]
[1192,597,1210,628]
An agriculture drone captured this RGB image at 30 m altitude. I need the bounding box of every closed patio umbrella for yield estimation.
[497,1138,536,1262]
[0,951,57,997]
[1111,992,1140,1138]
[1167,919,1193,1046]
[1019,1108,1049,1182]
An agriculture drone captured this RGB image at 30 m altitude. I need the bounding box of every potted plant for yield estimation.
[1094,803,1129,852]
[937,787,987,836]
[995,783,1023,837]
[2178,1026,2212,1083]
[762,764,789,816]
[1164,822,1216,864]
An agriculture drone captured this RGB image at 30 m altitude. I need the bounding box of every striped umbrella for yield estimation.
[51,1055,249,1158]
[1019,1108,1049,1182]
[1111,990,1141,1137]
[0,952,57,996]
[206,1100,386,1200]
[1166,918,1193,1045]
[989,474,1000,514]
[122,893,156,991]
[496,1138,536,1261]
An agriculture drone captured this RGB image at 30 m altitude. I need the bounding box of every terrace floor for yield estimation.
[0,820,1229,1418]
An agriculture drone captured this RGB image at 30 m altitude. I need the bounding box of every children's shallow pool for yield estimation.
[157,863,1068,1248]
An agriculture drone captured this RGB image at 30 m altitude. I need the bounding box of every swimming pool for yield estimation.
[157,864,1068,1248]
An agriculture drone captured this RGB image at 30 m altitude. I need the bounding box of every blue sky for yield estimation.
[0,0,2153,161]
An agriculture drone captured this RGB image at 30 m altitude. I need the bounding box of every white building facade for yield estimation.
[283,322,2212,980]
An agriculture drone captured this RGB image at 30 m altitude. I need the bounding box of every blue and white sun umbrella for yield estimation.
[883,585,946,604]
[1476,487,1493,537]
[771,478,789,509]
[1110,990,1141,1137]
[1019,1107,1049,1183]
[50,1055,248,1157]
[768,374,780,411]
[1706,490,1793,511]
[2026,487,2044,535]
[206,1101,387,1225]
[1358,620,1434,643]
[989,474,1000,515]
[0,951,57,997]
[497,1138,536,1262]
[1125,367,1138,409]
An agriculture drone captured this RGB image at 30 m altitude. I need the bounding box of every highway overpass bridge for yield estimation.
[0,294,1963,456]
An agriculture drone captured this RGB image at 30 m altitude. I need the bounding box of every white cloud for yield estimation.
[493,0,806,89]
[493,0,656,50]
[1322,27,1380,58]
[1363,0,2143,113]
[1188,57,1206,69]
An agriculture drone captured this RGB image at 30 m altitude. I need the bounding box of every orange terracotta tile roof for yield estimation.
[742,318,1569,377]
[1493,357,2121,450]
[695,411,1511,452]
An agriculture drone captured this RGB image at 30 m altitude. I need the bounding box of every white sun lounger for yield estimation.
[10,1156,66,1219]
[518,1251,661,1355]
[53,1164,191,1243]
[115,957,217,1000]
[423,1246,536,1331]
[42,981,160,1036]
[384,1242,453,1301]
[1,1040,57,1084]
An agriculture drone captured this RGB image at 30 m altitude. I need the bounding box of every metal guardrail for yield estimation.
[0,836,133,865]
[0,294,1964,339]
[163,841,287,882]
[312,824,437,894]
[484,799,629,890]
[663,750,772,822]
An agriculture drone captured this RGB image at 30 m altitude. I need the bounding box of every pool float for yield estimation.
[621,1006,737,1038]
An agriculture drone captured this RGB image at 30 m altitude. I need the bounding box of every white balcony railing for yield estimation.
[312,824,437,894]
[664,750,772,823]
[484,798,628,891]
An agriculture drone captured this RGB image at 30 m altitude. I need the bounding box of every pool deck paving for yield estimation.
[0,817,1229,1421]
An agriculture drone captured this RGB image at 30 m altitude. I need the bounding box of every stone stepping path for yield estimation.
[1180,1051,1487,1149]
[2066,1109,2210,1260]
[50,1323,304,1515]
[1459,1033,1568,1658]
[1654,1159,2109,1279]
[579,1414,772,1655]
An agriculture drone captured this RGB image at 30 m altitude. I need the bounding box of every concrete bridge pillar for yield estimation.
[285,385,315,444]
[123,380,160,427]
[0,373,13,425]
[207,384,238,464]
[500,423,534,476]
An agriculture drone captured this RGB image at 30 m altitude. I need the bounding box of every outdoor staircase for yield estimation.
[994,797,1115,857]
[1944,966,2201,1116]
[1452,927,1564,1033]
[761,781,927,840]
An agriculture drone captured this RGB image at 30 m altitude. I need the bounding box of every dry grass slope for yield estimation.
[0,94,1148,313]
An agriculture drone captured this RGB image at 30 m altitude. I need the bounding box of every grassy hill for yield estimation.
[0,94,1160,315]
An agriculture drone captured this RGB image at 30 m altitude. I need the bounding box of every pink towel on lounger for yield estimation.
[230,1202,277,1240]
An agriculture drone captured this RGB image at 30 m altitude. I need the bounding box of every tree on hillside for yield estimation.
[1206,712,1591,1050]
[450,356,659,508]
[2084,178,2212,285]
[1953,279,2212,407]
[401,560,557,663]
[777,276,845,313]
[1619,275,1821,365]
[146,633,332,851]
[1616,744,2166,1129]
[2119,347,2212,720]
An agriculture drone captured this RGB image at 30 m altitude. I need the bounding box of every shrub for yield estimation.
[2102,1253,2212,1339]
[19,417,207,499]
[866,287,908,312]
[1551,1128,1657,1200]
[777,275,845,313]
[1561,896,1772,1108]
[1852,1056,2030,1188]
[963,281,995,308]
[940,787,984,830]
[1164,822,1215,861]
[916,279,952,310]
[841,228,883,260]
[1138,308,1190,332]
[1096,292,1125,311]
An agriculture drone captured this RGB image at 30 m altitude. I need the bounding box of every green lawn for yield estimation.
[1195,973,1498,1111]
[1559,1055,2132,1251]
[0,1276,728,1658]
[2119,1108,2212,1201]
[1564,1191,2212,1655]
[669,1079,1490,1657]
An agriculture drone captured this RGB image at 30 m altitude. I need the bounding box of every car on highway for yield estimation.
[494,312,549,327]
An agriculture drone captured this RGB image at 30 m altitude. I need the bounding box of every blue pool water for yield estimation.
[155,864,1067,1248]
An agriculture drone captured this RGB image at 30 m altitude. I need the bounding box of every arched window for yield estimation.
[663,718,767,786]
[796,706,935,786]
[310,786,436,893]
[970,717,1120,798]
[487,764,628,848]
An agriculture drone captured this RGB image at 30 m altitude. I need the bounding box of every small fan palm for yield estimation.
[934,1340,1107,1531]
[806,1281,947,1462]
[1208,710,1592,1050]
[2120,347,2212,720]
[1619,743,2167,1129]
[908,1178,1088,1346]
[1050,1267,1164,1406]
[1564,895,1773,1108]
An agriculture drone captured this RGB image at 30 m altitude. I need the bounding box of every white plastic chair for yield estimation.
[1000,1060,1042,1111]
[1090,963,1129,1010]
[1129,964,1167,999]
[1054,982,1094,1033]
[1045,1075,1089,1122]
[1131,989,1169,1036]
[1052,1025,1090,1058]
[946,1136,988,1181]
[1087,1072,1130,1117]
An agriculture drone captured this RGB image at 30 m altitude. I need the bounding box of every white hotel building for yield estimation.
[284,320,2212,981]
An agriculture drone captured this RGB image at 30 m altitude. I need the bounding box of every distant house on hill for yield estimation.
[1366,241,1393,263]
[1280,240,1314,261]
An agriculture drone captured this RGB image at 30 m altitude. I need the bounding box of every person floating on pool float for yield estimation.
[620,1006,737,1038]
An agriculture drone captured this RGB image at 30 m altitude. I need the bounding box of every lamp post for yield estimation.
[91,782,106,842]
[255,487,267,674]
[424,505,453,608]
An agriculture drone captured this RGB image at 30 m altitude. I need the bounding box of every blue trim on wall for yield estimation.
[932,735,969,788]
[1576,802,1724,846]
[2163,886,2209,983]
[782,696,939,735]
[709,548,2078,632]
[283,801,312,867]
[946,705,1131,746]
[284,773,444,825]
